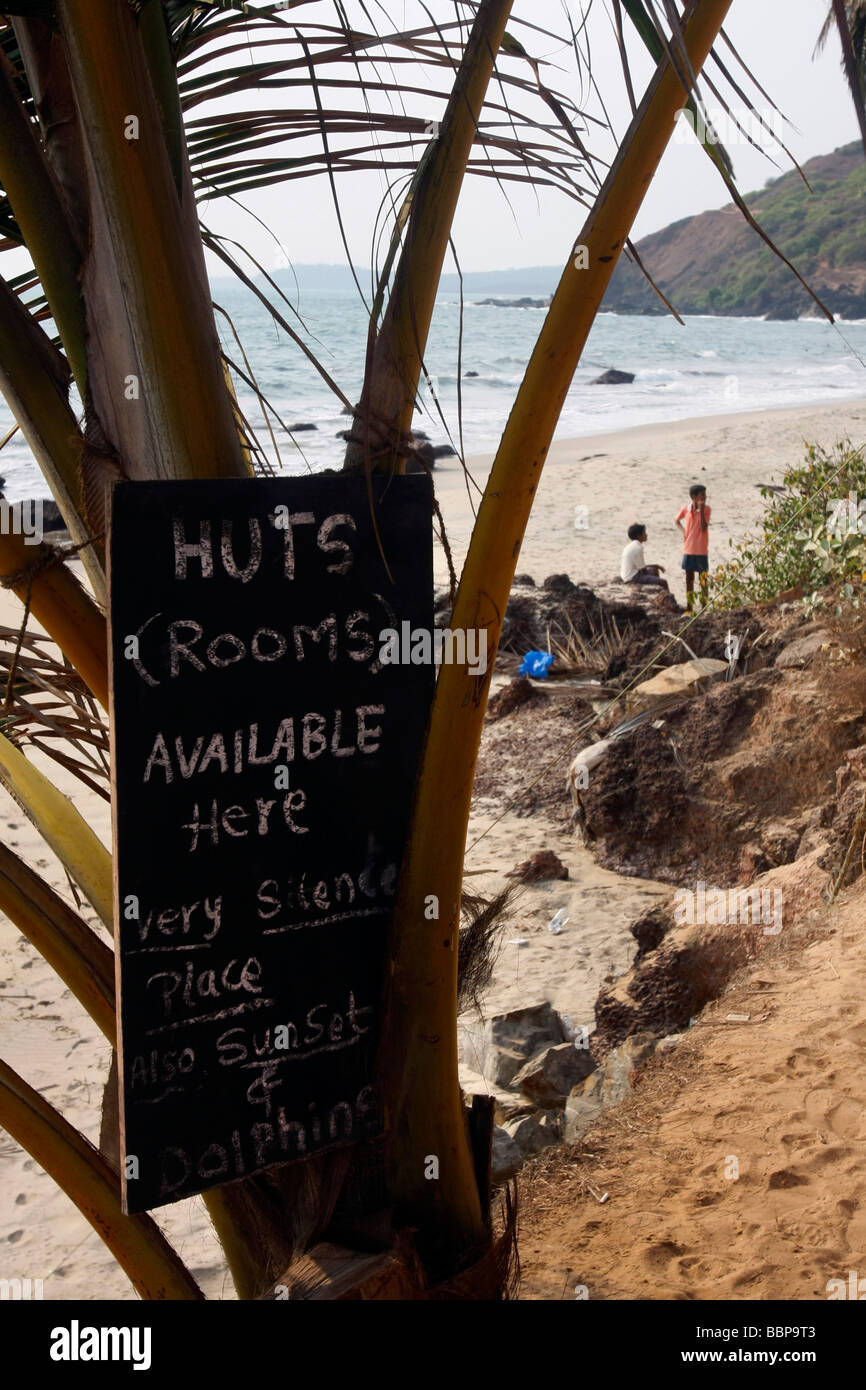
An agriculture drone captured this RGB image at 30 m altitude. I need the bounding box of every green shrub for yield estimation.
[708,441,866,608]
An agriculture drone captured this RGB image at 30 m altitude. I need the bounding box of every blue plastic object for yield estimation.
[519,649,554,679]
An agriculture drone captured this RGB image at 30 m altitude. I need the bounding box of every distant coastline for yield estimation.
[235,141,866,322]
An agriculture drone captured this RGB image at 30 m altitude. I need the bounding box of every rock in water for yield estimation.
[36,500,66,533]
[475,296,550,309]
[591,368,635,385]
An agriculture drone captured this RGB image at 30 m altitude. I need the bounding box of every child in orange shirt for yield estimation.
[675,484,710,610]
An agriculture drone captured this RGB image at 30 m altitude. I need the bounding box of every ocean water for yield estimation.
[2,280,866,498]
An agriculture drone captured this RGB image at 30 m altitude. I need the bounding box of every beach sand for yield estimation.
[1,396,865,1299]
[433,397,866,592]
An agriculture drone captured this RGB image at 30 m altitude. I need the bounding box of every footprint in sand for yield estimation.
[805,1088,837,1126]
[767,1168,810,1189]
[785,1048,813,1077]
[808,1142,856,1170]
[693,1189,721,1207]
[826,1098,866,1139]
[732,1262,778,1289]
[643,1239,686,1270]
[804,1087,866,1138]
[779,1130,815,1150]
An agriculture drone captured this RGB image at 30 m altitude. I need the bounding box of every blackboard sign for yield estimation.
[108,475,433,1213]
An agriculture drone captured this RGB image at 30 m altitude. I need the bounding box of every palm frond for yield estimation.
[0,625,109,799]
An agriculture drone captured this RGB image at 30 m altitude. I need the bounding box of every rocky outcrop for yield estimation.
[579,650,866,885]
[601,142,866,320]
[592,913,759,1057]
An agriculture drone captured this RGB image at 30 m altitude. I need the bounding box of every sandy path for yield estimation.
[517,861,866,1301]
[458,802,671,1060]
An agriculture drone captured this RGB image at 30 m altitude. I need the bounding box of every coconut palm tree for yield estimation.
[0,0,799,1298]
[817,0,866,153]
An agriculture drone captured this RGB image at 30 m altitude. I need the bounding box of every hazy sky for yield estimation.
[201,0,862,278]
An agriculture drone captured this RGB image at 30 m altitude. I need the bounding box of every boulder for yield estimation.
[512,1041,596,1107]
[563,1033,658,1143]
[458,1065,526,1124]
[591,368,635,385]
[405,436,455,473]
[502,1109,562,1159]
[405,439,436,474]
[491,1125,522,1183]
[563,1074,605,1143]
[459,1001,566,1088]
[626,657,727,710]
[775,629,832,669]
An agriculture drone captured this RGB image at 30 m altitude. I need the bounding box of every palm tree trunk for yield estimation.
[56,0,247,484]
[379,0,734,1270]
